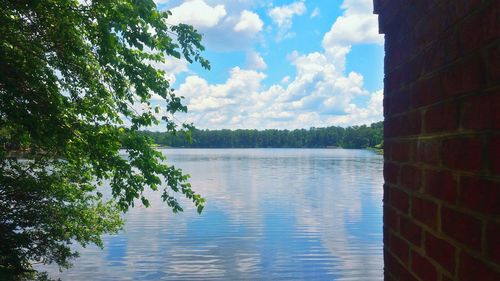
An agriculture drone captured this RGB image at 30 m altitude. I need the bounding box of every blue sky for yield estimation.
[151,0,384,130]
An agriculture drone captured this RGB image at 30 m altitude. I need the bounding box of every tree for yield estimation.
[0,0,208,279]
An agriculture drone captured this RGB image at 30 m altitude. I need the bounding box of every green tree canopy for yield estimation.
[0,0,208,278]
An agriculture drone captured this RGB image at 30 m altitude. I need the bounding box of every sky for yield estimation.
[151,0,384,130]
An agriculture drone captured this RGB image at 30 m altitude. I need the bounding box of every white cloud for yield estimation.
[268,1,306,41]
[175,48,382,129]
[151,0,384,130]
[164,1,264,51]
[153,0,170,5]
[310,7,320,18]
[322,0,383,47]
[168,0,226,28]
[234,10,264,34]
[280,76,290,85]
[246,51,267,70]
[328,90,383,126]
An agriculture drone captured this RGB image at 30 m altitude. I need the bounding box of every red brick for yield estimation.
[442,137,483,172]
[425,232,456,274]
[411,75,441,108]
[486,222,500,264]
[454,0,483,21]
[424,169,458,204]
[490,136,500,174]
[400,216,422,246]
[411,250,438,281]
[488,44,500,82]
[384,162,400,185]
[391,187,410,214]
[460,176,500,215]
[492,90,500,129]
[390,233,410,265]
[460,2,499,54]
[442,275,454,281]
[390,89,411,114]
[441,29,461,64]
[385,251,418,281]
[459,252,500,281]
[462,91,500,130]
[388,141,412,162]
[384,116,400,138]
[411,196,438,229]
[442,56,484,98]
[384,206,400,232]
[384,95,392,117]
[441,207,482,250]
[416,140,441,165]
[403,111,422,136]
[424,102,459,133]
[386,70,403,92]
[400,165,422,191]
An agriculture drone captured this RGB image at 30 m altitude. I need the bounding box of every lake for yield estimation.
[46,148,383,280]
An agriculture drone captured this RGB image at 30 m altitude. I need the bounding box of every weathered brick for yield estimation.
[454,0,483,21]
[425,232,456,274]
[390,89,411,114]
[424,169,457,204]
[459,252,500,281]
[460,1,499,54]
[442,275,454,281]
[441,207,482,250]
[411,75,441,108]
[486,222,500,264]
[411,250,438,281]
[442,137,483,172]
[391,187,410,214]
[460,176,500,215]
[384,206,400,232]
[400,216,422,247]
[400,165,422,191]
[385,251,419,281]
[389,141,412,162]
[411,196,438,229]
[378,0,499,279]
[442,56,484,98]
[461,91,500,130]
[416,140,441,165]
[490,135,500,175]
[488,44,500,82]
[403,111,422,136]
[390,233,410,265]
[424,102,459,134]
[384,162,400,185]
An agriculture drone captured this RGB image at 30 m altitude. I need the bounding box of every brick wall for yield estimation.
[374,0,500,280]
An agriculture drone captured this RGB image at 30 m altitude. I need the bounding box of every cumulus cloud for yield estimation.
[155,0,384,130]
[246,51,267,70]
[176,49,382,129]
[268,1,306,41]
[234,10,264,34]
[322,0,383,48]
[163,1,265,51]
[167,0,227,28]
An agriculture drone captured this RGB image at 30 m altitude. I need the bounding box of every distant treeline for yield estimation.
[141,121,383,149]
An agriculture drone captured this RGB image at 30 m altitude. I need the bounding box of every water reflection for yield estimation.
[45,149,383,280]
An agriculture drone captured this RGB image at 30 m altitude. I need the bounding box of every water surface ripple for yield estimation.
[46,149,383,280]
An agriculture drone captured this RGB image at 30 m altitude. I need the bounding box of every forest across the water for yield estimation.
[141,121,383,149]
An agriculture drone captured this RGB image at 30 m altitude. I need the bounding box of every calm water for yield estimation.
[46,149,383,280]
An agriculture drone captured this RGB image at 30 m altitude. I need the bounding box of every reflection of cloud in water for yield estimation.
[41,149,383,280]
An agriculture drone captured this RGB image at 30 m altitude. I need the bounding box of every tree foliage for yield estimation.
[142,122,384,149]
[0,0,208,278]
